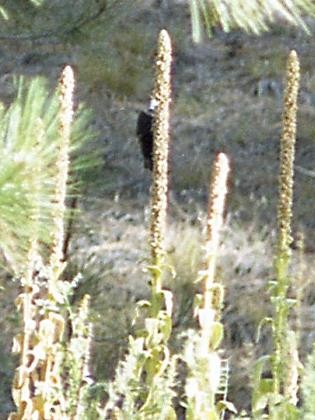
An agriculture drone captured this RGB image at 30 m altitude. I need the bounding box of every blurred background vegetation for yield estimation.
[1,0,315,416]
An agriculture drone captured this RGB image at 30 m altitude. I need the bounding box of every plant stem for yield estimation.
[272,49,299,398]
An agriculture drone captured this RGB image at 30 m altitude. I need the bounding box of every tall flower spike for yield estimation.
[271,50,300,399]
[277,50,300,256]
[149,30,172,277]
[49,66,74,274]
[203,153,230,311]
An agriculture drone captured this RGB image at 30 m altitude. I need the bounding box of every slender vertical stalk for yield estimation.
[10,120,45,419]
[203,153,230,312]
[103,31,176,419]
[201,153,229,352]
[10,67,93,420]
[49,65,74,282]
[185,153,230,420]
[149,29,172,311]
[272,50,299,397]
[143,27,174,402]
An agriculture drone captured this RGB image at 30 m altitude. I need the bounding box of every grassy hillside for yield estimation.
[1,2,315,417]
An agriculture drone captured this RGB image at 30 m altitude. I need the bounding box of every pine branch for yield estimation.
[190,0,315,42]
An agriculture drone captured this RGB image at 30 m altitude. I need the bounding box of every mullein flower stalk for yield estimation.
[200,153,229,353]
[147,26,172,365]
[272,50,300,399]
[11,67,93,419]
[203,153,229,314]
[10,67,76,420]
[149,29,171,301]
[9,120,47,419]
[141,29,176,413]
[49,65,74,282]
[103,31,177,418]
[10,242,67,418]
[185,153,231,419]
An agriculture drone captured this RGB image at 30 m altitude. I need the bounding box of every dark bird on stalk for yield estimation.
[136,102,156,171]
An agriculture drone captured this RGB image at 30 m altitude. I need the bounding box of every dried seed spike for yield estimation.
[204,152,230,311]
[49,65,75,272]
[59,65,75,139]
[272,49,300,398]
[150,30,172,268]
[277,50,300,256]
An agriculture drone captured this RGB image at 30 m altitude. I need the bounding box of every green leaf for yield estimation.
[136,299,151,308]
[210,321,223,350]
[207,411,220,420]
[159,313,172,342]
[271,400,300,420]
[252,378,273,412]
[251,354,272,413]
[217,400,237,414]
[146,264,162,277]
[256,317,273,343]
[252,355,271,381]
[193,293,203,317]
[165,406,177,420]
[132,299,151,326]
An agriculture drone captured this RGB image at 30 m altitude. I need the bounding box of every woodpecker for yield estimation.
[136,100,157,171]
